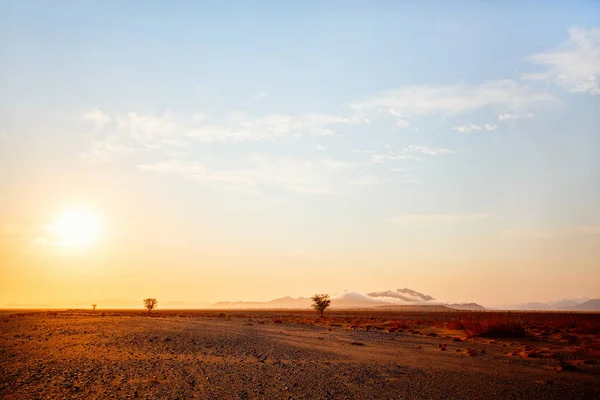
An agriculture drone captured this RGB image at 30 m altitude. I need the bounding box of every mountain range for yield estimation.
[505,298,600,311]
[212,288,486,310]
[212,288,600,311]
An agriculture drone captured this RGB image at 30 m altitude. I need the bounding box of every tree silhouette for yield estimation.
[143,298,158,313]
[311,294,331,318]
[91,304,97,311]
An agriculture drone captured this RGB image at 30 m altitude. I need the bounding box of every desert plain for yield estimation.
[1,309,599,399]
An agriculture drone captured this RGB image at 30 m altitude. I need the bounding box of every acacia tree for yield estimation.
[91,304,97,311]
[311,294,331,318]
[143,298,158,313]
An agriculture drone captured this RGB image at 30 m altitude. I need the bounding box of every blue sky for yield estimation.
[1,1,599,306]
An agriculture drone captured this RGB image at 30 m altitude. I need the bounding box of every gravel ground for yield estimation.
[1,311,599,399]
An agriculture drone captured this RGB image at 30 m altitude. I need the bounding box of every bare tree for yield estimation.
[311,294,331,318]
[91,304,97,311]
[143,298,158,313]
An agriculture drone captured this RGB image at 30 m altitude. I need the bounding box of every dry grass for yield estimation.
[461,316,526,338]
[9,308,599,360]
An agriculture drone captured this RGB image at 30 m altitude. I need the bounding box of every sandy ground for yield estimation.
[1,311,599,399]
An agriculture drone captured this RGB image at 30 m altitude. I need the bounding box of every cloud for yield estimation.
[452,124,497,133]
[498,113,519,121]
[526,27,600,95]
[191,113,205,121]
[208,113,359,141]
[402,174,421,184]
[80,109,364,165]
[396,119,410,128]
[498,113,534,121]
[347,175,384,186]
[391,213,492,224]
[407,145,454,155]
[138,155,366,194]
[316,144,327,151]
[117,112,181,141]
[78,135,140,163]
[138,159,208,175]
[254,91,267,100]
[351,80,557,121]
[82,108,111,132]
[85,110,358,144]
[369,145,454,164]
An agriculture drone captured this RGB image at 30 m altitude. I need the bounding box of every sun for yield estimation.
[53,209,101,247]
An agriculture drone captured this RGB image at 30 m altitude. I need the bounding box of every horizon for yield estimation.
[1,1,599,308]
[1,290,596,310]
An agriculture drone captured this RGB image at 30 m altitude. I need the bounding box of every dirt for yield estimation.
[1,310,599,399]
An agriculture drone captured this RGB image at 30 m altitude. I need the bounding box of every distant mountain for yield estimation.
[565,299,600,311]
[265,296,312,308]
[212,296,311,309]
[510,298,591,311]
[211,288,486,310]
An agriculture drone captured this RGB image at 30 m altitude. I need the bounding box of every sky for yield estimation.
[1,1,599,308]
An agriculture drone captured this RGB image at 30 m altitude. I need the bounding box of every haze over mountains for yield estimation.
[509,298,600,311]
[212,288,600,311]
[4,289,598,311]
[212,288,486,310]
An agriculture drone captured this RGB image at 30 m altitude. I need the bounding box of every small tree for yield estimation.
[311,294,331,318]
[143,298,158,313]
[91,304,97,311]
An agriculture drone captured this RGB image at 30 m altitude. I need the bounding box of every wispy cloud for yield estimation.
[84,109,358,145]
[351,80,556,122]
[498,112,534,121]
[453,124,497,133]
[83,108,111,132]
[117,112,180,141]
[369,145,454,163]
[78,134,141,163]
[138,155,366,194]
[254,91,267,100]
[347,175,385,186]
[391,213,492,224]
[525,27,600,95]
[80,109,363,163]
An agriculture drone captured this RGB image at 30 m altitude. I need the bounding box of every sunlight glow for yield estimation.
[53,209,101,247]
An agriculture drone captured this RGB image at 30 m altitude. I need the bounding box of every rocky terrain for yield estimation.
[1,310,599,399]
